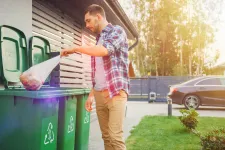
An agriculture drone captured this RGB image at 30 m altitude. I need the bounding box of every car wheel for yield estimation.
[183,95,200,110]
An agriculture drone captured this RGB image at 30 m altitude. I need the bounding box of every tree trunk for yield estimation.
[180,46,183,76]
[200,50,204,75]
[189,55,192,76]
[162,41,165,76]
[155,60,158,76]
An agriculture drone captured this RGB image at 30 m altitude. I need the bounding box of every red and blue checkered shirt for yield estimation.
[91,24,129,98]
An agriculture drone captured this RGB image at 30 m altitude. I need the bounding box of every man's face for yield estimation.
[84,12,100,34]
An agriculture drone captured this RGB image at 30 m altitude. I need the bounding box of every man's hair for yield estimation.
[84,4,106,18]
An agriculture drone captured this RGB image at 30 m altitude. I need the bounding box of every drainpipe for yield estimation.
[129,37,138,51]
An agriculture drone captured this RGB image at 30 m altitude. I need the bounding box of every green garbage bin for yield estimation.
[0,88,72,150]
[28,35,92,150]
[29,36,86,150]
[74,91,91,150]
[56,90,92,150]
[0,25,70,150]
[49,50,91,149]
[57,95,77,150]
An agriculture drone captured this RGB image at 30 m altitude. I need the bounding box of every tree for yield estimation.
[122,0,220,76]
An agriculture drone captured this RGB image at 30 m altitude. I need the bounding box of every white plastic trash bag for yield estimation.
[20,55,60,90]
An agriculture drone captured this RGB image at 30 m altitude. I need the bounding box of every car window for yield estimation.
[181,77,204,85]
[196,78,221,85]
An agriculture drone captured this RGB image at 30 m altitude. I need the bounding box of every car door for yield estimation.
[195,78,223,106]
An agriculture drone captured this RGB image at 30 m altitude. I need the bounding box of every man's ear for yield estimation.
[96,13,102,20]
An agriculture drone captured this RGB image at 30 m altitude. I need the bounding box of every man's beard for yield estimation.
[93,20,100,34]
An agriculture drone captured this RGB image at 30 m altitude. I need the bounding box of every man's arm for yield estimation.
[85,88,95,112]
[61,45,108,57]
[61,27,126,58]
[76,45,109,56]
[88,88,94,98]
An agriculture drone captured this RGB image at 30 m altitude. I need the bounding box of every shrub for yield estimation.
[201,128,225,150]
[179,109,199,131]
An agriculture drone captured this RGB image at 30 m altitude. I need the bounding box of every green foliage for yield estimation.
[126,0,219,76]
[172,64,188,76]
[178,109,225,150]
[126,116,225,150]
[201,128,225,150]
[179,109,199,130]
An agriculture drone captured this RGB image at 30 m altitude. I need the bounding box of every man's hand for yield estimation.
[85,96,94,112]
[60,48,75,57]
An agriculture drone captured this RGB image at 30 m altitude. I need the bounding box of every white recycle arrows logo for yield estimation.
[84,111,89,124]
[68,116,74,133]
[44,122,54,145]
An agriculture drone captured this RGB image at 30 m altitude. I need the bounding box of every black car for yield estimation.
[167,76,225,109]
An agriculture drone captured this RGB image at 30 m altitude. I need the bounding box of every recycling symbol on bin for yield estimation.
[68,116,74,133]
[84,112,89,124]
[44,122,54,145]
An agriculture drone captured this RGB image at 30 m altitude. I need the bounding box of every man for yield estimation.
[60,4,129,150]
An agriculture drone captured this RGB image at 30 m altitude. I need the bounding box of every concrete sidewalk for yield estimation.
[88,102,225,150]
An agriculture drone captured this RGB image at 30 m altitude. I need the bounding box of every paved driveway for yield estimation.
[88,102,225,150]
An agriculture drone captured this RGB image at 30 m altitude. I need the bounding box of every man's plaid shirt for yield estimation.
[91,24,129,98]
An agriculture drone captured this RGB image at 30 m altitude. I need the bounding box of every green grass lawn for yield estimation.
[126,116,225,150]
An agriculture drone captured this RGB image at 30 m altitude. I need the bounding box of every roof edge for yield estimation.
[105,0,138,39]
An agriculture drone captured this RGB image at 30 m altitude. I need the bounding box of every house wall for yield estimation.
[0,0,32,38]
